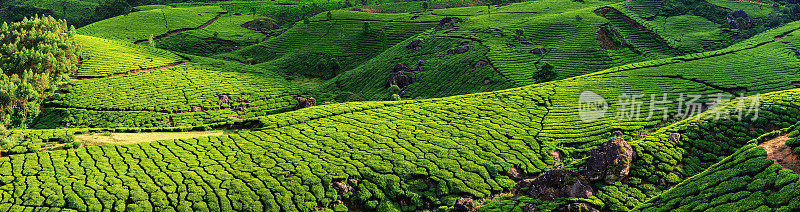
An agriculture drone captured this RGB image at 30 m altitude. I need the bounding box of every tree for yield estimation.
[94,0,132,21]
[0,16,78,128]
[534,62,557,83]
[422,2,429,12]
[327,11,332,20]
[148,34,155,49]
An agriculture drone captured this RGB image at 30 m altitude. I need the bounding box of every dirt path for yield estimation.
[75,61,187,80]
[133,12,226,45]
[759,135,800,173]
[75,131,227,147]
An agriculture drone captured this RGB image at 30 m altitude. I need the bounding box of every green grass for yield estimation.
[75,35,184,77]
[5,0,800,211]
[76,6,225,42]
[0,129,87,156]
[75,130,227,146]
[600,6,681,58]
[192,14,271,44]
[351,0,486,14]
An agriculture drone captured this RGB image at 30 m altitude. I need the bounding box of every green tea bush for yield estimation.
[38,56,304,129]
[77,6,225,42]
[75,34,183,77]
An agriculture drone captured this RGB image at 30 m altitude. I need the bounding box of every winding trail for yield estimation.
[133,13,226,45]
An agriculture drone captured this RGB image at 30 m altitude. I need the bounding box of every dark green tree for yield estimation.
[93,0,132,21]
[0,16,78,128]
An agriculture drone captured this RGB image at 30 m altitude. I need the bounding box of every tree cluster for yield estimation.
[0,15,79,128]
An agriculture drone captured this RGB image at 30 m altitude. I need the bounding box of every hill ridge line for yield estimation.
[133,12,226,45]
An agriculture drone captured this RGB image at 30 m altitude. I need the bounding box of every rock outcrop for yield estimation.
[387,63,417,89]
[558,203,599,212]
[219,95,230,103]
[448,42,470,55]
[474,60,488,69]
[512,132,639,211]
[514,168,594,201]
[583,135,635,184]
[332,180,355,195]
[416,60,427,71]
[531,48,547,55]
[522,204,537,212]
[241,18,280,32]
[294,97,317,109]
[452,197,478,212]
[668,133,681,145]
[407,38,424,50]
[436,17,462,31]
[726,10,752,29]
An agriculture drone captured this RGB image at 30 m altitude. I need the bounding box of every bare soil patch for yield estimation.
[759,135,800,173]
[76,131,227,147]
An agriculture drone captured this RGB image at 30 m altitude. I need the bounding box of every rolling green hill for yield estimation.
[76,6,226,42]
[36,55,305,129]
[217,10,444,78]
[4,0,800,211]
[75,35,184,77]
[315,0,754,101]
[634,143,800,211]
[2,17,800,211]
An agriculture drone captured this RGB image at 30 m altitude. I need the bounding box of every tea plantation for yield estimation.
[2,0,800,211]
[75,35,184,77]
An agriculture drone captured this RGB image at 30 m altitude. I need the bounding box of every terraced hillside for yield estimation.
[634,143,800,211]
[4,0,800,211]
[2,17,800,211]
[217,10,444,78]
[75,35,184,77]
[318,0,777,101]
[77,6,226,42]
[37,57,305,129]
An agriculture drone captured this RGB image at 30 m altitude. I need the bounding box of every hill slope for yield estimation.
[3,19,800,211]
